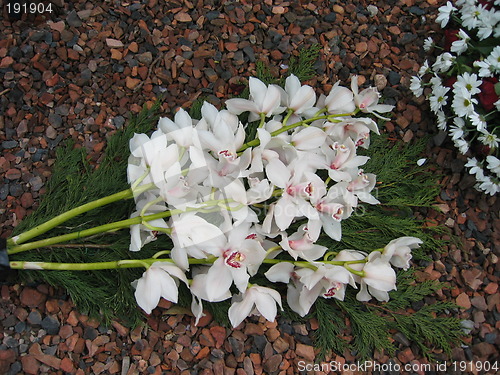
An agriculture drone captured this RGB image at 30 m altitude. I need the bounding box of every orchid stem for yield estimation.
[265,246,281,258]
[258,113,266,128]
[7,198,233,255]
[281,109,294,127]
[8,183,155,247]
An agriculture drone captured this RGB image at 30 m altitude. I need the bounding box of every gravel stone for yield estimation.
[41,315,60,335]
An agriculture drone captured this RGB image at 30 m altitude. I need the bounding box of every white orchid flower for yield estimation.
[309,187,353,241]
[279,224,328,261]
[127,131,169,189]
[190,267,232,303]
[278,74,316,114]
[290,126,328,150]
[286,278,322,317]
[133,262,188,314]
[357,252,396,302]
[203,223,267,301]
[332,249,367,283]
[351,75,394,120]
[196,101,240,133]
[321,137,370,182]
[333,170,379,206]
[228,285,282,327]
[197,112,246,162]
[297,262,356,301]
[225,77,284,121]
[246,176,274,204]
[264,158,321,231]
[381,237,422,270]
[324,117,379,149]
[324,82,356,114]
[169,213,226,270]
[129,192,169,252]
[158,108,198,148]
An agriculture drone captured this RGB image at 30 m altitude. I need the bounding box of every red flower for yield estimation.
[478,77,499,112]
[443,76,457,88]
[478,0,495,10]
[444,29,459,51]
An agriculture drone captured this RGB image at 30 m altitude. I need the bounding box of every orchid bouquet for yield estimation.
[410,0,500,195]
[5,74,424,328]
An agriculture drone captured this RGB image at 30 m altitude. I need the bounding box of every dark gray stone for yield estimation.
[66,10,82,28]
[27,310,42,325]
[83,326,98,340]
[393,332,411,346]
[2,314,17,327]
[388,71,401,85]
[9,183,23,197]
[41,315,60,335]
[243,46,255,62]
[433,130,448,147]
[2,140,18,149]
[7,361,22,375]
[228,337,243,357]
[324,12,336,22]
[399,33,417,45]
[30,31,47,42]
[48,113,63,128]
[14,321,26,333]
[252,335,268,352]
[409,6,425,16]
[0,184,9,200]
[113,116,126,129]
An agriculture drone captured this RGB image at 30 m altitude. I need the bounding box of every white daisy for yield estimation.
[468,112,487,132]
[429,85,449,114]
[453,72,482,96]
[410,76,424,97]
[465,157,485,179]
[454,137,470,154]
[486,46,500,72]
[476,175,499,195]
[452,89,478,117]
[432,53,455,73]
[436,1,457,28]
[474,59,493,77]
[460,3,482,30]
[449,118,465,140]
[478,130,499,149]
[423,37,434,52]
[486,155,500,176]
[436,110,448,130]
[418,60,431,76]
[450,29,470,55]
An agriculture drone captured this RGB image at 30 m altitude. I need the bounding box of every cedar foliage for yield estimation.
[10,46,465,357]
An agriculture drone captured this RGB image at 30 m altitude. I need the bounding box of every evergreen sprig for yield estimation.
[9,52,466,359]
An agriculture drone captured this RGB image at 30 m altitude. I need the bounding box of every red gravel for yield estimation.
[1,0,498,374]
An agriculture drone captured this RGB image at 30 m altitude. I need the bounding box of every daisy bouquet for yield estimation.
[5,75,423,327]
[411,0,500,195]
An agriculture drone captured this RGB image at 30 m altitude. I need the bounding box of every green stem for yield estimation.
[8,183,155,247]
[281,109,294,128]
[264,246,282,258]
[258,112,266,128]
[7,198,230,255]
[9,258,160,271]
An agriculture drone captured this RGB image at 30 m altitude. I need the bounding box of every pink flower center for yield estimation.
[323,282,342,298]
[223,250,246,268]
[245,233,257,240]
[218,150,235,161]
[347,174,370,192]
[286,182,313,198]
